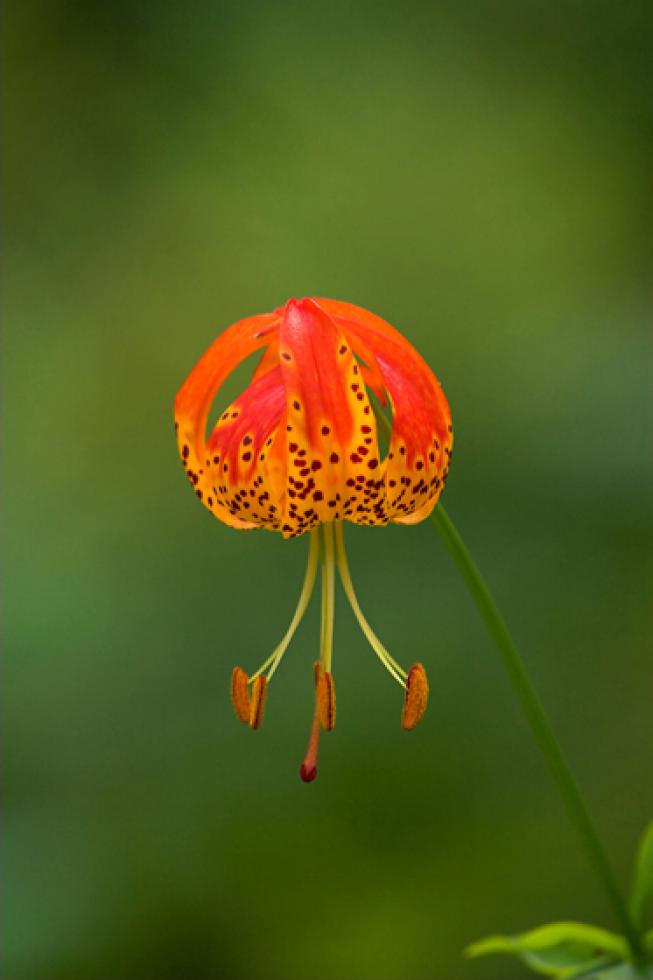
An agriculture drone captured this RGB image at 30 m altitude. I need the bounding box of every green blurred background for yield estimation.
[3,2,652,978]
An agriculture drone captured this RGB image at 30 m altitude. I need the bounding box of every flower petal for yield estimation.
[316,298,453,523]
[277,299,388,534]
[208,365,287,530]
[174,312,279,529]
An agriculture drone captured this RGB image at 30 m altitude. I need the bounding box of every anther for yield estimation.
[317,671,336,731]
[401,663,429,730]
[249,675,268,729]
[230,666,250,724]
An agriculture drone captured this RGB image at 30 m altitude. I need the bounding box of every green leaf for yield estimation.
[630,821,653,931]
[466,922,629,978]
[561,957,621,979]
[578,964,653,980]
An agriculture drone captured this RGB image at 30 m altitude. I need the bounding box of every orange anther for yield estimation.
[230,666,250,724]
[401,663,428,730]
[249,674,269,730]
[317,671,336,731]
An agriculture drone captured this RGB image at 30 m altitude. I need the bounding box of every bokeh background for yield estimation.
[3,2,652,978]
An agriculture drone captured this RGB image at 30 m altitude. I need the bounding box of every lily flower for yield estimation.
[175,298,453,780]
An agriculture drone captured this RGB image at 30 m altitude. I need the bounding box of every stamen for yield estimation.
[401,663,429,730]
[230,666,250,724]
[334,521,408,687]
[317,671,336,731]
[247,529,320,684]
[300,661,322,782]
[249,675,268,729]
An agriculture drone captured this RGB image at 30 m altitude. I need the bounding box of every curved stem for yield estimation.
[370,400,643,958]
[430,503,644,960]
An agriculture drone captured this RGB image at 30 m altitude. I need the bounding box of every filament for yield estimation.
[334,521,407,688]
[249,528,320,683]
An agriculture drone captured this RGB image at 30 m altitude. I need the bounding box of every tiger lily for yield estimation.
[175,298,453,780]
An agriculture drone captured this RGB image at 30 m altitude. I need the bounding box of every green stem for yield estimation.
[370,400,642,958]
[430,503,644,960]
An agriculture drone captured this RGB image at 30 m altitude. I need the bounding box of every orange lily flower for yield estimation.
[175,298,453,780]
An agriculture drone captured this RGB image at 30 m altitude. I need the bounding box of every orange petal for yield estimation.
[317,298,453,525]
[251,335,281,383]
[276,299,389,535]
[174,312,280,529]
[208,365,287,530]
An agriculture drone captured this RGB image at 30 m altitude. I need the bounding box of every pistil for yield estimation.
[300,663,323,782]
[300,527,338,781]
[319,523,336,674]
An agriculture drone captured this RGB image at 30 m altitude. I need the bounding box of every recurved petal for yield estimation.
[250,335,281,383]
[317,298,453,524]
[277,299,389,535]
[392,492,439,526]
[175,312,280,528]
[208,365,287,530]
